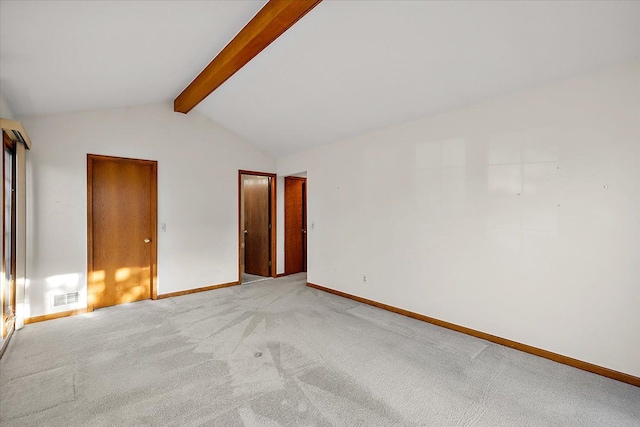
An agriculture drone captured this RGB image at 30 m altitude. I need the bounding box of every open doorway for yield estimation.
[239,171,276,284]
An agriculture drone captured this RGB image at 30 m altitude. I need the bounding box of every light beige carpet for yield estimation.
[1,273,638,426]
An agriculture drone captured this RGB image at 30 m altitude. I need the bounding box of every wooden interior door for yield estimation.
[243,175,270,276]
[285,177,307,274]
[88,155,157,311]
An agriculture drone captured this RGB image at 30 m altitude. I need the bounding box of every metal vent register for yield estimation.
[53,292,79,307]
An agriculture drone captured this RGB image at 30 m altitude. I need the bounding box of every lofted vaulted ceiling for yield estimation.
[1,0,640,157]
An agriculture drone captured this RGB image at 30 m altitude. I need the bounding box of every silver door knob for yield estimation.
[144,238,151,243]
[302,229,307,234]
[244,229,248,234]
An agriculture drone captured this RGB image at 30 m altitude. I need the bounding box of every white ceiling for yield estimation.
[2,1,640,157]
[0,1,265,116]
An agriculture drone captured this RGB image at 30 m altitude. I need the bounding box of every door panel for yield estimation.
[89,155,156,310]
[302,181,307,272]
[285,177,306,274]
[244,176,270,276]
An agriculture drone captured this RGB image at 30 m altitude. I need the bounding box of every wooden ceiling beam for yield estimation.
[174,0,322,114]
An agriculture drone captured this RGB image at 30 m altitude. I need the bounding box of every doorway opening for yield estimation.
[284,175,307,275]
[87,154,158,311]
[2,131,16,339]
[239,171,276,284]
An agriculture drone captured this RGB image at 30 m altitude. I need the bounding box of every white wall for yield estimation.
[22,103,276,318]
[278,60,640,377]
[0,95,15,119]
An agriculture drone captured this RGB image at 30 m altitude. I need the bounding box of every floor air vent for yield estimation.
[53,292,79,307]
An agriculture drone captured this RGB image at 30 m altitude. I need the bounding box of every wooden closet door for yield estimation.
[88,155,157,310]
[244,176,270,276]
[285,177,306,274]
